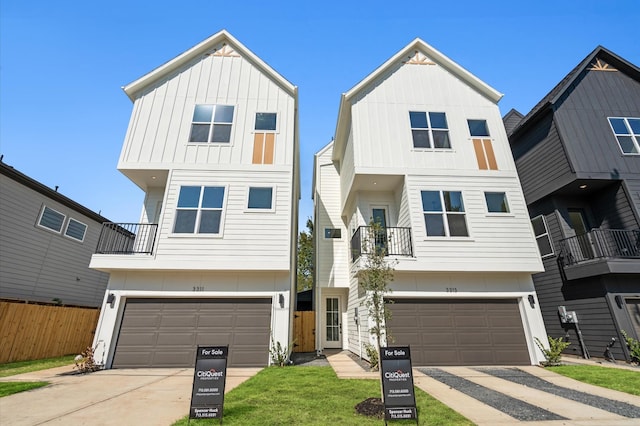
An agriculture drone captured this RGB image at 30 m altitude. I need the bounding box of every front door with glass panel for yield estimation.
[371,207,388,254]
[324,296,342,348]
[568,209,594,260]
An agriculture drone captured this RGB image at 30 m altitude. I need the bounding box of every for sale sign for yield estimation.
[380,346,417,421]
[189,346,228,420]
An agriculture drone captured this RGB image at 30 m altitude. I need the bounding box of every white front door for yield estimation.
[323,296,342,348]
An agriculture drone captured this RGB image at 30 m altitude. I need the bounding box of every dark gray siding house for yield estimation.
[505,46,640,362]
[0,160,110,307]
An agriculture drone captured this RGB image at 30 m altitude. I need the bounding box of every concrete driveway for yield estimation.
[0,366,260,426]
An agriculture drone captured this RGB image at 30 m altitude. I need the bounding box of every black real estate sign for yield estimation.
[380,346,418,421]
[189,345,228,420]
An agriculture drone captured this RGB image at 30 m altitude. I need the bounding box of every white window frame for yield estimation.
[409,111,452,150]
[64,218,87,242]
[172,185,227,235]
[246,186,275,212]
[608,117,640,155]
[324,228,342,239]
[484,191,511,214]
[188,104,235,144]
[254,112,279,133]
[531,214,554,258]
[37,206,66,233]
[421,190,469,237]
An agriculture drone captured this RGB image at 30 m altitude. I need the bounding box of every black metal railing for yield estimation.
[351,226,413,261]
[95,223,158,255]
[559,228,640,266]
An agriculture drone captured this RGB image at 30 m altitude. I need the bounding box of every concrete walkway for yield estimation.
[325,350,640,425]
[0,365,259,425]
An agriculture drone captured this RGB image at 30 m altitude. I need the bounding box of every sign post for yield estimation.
[380,346,418,424]
[189,345,228,423]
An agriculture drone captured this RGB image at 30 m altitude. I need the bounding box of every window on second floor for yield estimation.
[173,186,225,234]
[421,190,468,237]
[38,206,66,233]
[189,105,235,143]
[64,218,87,242]
[247,187,273,210]
[409,111,451,149]
[531,215,553,258]
[324,228,342,239]
[485,192,510,213]
[608,117,640,154]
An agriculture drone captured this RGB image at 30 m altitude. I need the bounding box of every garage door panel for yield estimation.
[387,298,529,366]
[113,298,272,368]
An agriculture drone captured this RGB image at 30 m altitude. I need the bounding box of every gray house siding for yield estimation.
[553,68,640,177]
[0,164,110,307]
[511,112,574,204]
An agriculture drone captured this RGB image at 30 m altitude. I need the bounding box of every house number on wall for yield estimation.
[193,286,205,292]
[446,287,458,293]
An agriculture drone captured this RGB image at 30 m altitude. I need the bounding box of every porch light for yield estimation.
[579,184,587,189]
[528,294,535,308]
[107,293,116,308]
[279,293,285,308]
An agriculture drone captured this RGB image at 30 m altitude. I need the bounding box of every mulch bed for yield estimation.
[355,397,384,418]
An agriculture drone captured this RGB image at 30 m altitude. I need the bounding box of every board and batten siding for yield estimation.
[120,53,296,168]
[0,175,109,307]
[404,174,543,272]
[349,62,515,174]
[553,67,640,177]
[152,168,292,270]
[315,146,349,289]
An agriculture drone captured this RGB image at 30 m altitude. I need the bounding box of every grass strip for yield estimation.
[0,381,49,397]
[548,364,640,396]
[0,355,75,378]
[173,366,472,425]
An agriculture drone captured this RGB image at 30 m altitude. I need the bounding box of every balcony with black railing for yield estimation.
[351,226,413,262]
[558,228,640,279]
[95,223,158,255]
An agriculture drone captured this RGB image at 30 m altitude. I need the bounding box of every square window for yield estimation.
[409,111,451,149]
[485,192,510,213]
[65,218,87,241]
[324,228,342,239]
[255,113,277,131]
[608,117,640,154]
[421,190,468,237]
[38,206,65,233]
[247,187,273,209]
[189,104,235,143]
[468,119,490,137]
[174,186,225,234]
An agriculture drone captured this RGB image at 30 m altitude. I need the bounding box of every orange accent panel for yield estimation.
[264,133,275,164]
[253,133,264,164]
[473,139,488,170]
[484,139,498,170]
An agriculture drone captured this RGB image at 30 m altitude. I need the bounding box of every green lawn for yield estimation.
[0,355,75,378]
[0,381,49,397]
[548,364,640,396]
[173,366,472,425]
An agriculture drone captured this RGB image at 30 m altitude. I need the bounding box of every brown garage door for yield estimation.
[386,298,530,366]
[112,298,271,368]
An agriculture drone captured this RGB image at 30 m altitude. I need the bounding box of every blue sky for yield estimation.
[1,1,639,227]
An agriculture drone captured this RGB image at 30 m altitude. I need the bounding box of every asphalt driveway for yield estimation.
[0,365,260,425]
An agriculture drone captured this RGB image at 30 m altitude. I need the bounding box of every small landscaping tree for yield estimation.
[621,330,640,364]
[535,336,570,366]
[357,222,396,369]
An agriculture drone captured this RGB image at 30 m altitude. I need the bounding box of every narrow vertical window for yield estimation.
[469,119,497,170]
[531,215,553,257]
[253,113,277,164]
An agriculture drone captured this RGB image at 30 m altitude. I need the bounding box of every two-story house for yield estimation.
[505,46,640,362]
[314,39,548,366]
[90,30,299,368]
[0,159,110,307]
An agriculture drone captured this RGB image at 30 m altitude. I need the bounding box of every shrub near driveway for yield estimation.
[174,367,473,425]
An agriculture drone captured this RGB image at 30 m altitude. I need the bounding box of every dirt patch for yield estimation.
[355,397,384,418]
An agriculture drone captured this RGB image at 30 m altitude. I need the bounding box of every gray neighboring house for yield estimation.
[505,46,640,361]
[0,160,110,307]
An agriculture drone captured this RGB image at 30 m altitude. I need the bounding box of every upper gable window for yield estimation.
[173,186,225,234]
[409,111,451,149]
[255,113,277,131]
[38,206,66,233]
[608,117,640,154]
[64,218,87,242]
[468,119,490,137]
[189,105,235,143]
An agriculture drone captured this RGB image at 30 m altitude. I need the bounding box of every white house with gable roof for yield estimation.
[90,30,299,368]
[313,39,548,365]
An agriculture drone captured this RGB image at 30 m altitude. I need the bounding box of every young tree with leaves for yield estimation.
[296,218,314,292]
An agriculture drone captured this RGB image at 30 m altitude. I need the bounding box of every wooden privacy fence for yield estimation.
[0,301,100,363]
[293,311,315,352]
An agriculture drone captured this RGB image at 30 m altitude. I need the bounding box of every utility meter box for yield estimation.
[558,306,578,324]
